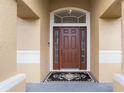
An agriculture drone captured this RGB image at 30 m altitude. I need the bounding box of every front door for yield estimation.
[53,27,87,70]
[60,27,80,68]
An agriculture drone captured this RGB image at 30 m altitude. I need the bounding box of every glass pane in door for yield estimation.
[81,31,85,64]
[54,31,59,64]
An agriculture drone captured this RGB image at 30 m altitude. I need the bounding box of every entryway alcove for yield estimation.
[50,7,90,71]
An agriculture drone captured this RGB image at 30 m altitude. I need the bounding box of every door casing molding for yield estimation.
[49,7,90,71]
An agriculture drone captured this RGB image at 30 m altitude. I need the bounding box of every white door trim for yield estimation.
[49,7,90,71]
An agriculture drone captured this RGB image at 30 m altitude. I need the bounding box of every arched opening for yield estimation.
[50,7,90,71]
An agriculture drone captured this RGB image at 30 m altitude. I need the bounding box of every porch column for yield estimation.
[122,0,124,74]
[113,0,124,92]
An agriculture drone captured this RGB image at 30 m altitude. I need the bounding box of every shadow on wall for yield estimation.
[17,0,41,83]
[99,18,122,82]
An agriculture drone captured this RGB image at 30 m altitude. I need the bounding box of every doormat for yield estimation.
[44,72,97,83]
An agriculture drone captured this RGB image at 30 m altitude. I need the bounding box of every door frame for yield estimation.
[50,7,90,71]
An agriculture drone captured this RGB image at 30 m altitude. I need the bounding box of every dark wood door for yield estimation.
[53,27,87,70]
[60,27,80,68]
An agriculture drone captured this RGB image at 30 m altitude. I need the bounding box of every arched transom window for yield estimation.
[54,9,86,23]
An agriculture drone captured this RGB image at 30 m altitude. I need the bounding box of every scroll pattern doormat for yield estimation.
[44,72,97,83]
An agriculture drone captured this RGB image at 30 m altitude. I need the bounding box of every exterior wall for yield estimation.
[17,0,50,82]
[99,18,121,82]
[0,0,17,81]
[99,18,121,50]
[0,74,26,92]
[8,80,26,92]
[113,74,124,92]
[99,64,121,82]
[17,64,40,83]
[91,0,120,81]
[113,1,124,92]
[91,0,115,17]
[50,0,91,12]
[113,80,124,92]
[17,18,40,50]
[17,18,40,83]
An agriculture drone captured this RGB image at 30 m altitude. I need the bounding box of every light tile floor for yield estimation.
[26,83,113,92]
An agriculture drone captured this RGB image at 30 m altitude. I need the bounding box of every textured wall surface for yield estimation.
[91,0,119,81]
[50,0,91,12]
[17,18,40,50]
[17,0,50,82]
[99,18,121,50]
[0,0,17,81]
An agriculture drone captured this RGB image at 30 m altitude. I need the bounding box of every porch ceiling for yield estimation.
[101,0,121,18]
[17,0,39,19]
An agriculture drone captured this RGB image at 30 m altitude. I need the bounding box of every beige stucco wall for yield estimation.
[17,17,41,83]
[8,80,26,92]
[99,18,121,82]
[17,64,40,83]
[50,0,91,12]
[91,0,115,17]
[113,80,124,92]
[91,0,121,81]
[24,0,50,81]
[17,0,50,82]
[17,18,40,50]
[0,0,17,81]
[112,1,124,92]
[99,18,121,50]
[99,63,121,82]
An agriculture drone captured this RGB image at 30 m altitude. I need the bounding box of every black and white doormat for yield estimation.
[44,72,97,83]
